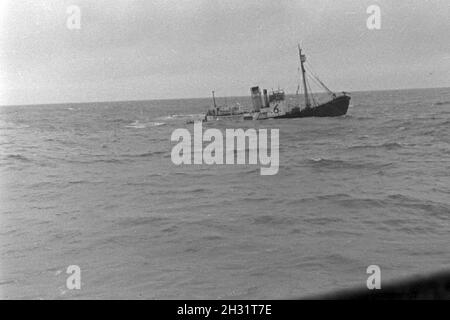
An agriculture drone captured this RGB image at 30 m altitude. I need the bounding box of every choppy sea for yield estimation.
[1,88,449,299]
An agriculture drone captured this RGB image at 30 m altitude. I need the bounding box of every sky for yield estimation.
[0,0,449,105]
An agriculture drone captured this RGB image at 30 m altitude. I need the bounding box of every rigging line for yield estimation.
[307,66,333,95]
[307,73,324,107]
[310,69,334,96]
[306,73,327,106]
[306,72,325,92]
[305,63,334,95]
[304,60,322,82]
[306,77,317,107]
[304,66,322,89]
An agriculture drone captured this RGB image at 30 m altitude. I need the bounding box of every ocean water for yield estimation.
[1,88,449,299]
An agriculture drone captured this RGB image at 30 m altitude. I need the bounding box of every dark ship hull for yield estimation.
[275,95,350,119]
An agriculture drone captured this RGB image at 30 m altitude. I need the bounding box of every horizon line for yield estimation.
[1,85,449,108]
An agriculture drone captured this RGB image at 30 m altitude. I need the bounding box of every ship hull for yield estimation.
[205,113,245,122]
[275,95,350,119]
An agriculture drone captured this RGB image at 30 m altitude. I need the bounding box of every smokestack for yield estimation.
[263,89,270,108]
[251,86,263,112]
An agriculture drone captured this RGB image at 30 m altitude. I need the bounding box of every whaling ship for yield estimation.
[247,45,350,120]
[204,44,350,122]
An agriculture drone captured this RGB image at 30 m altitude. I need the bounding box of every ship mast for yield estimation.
[298,44,311,109]
[212,90,217,108]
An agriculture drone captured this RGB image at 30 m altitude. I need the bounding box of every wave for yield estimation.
[2,154,32,162]
[386,194,449,219]
[438,119,450,126]
[156,113,204,121]
[303,216,344,225]
[252,214,295,226]
[434,100,450,106]
[125,121,166,129]
[125,150,166,158]
[240,196,272,202]
[117,216,169,228]
[61,158,127,165]
[93,158,128,164]
[307,157,392,170]
[311,193,450,221]
[185,187,209,193]
[343,115,375,121]
[348,142,403,150]
[60,150,167,165]
[0,121,30,130]
[107,118,132,124]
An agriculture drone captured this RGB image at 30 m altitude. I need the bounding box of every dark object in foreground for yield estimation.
[309,271,450,300]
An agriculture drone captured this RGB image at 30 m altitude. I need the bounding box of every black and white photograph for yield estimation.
[0,0,449,305]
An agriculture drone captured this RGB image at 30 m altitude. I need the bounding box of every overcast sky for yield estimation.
[1,0,449,105]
